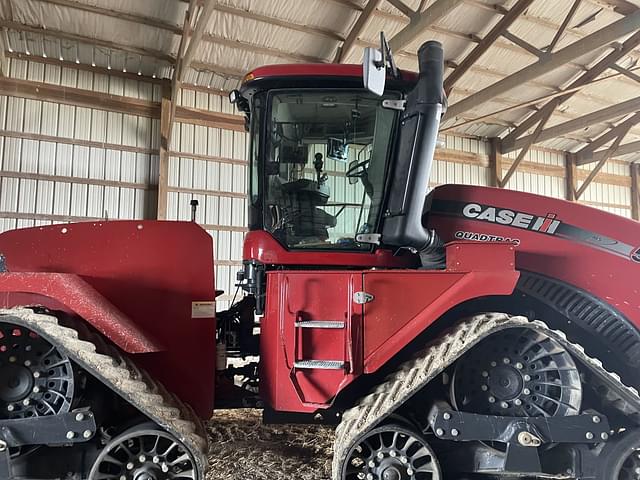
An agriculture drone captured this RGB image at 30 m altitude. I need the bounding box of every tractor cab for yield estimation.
[230,41,446,315]
[234,65,417,254]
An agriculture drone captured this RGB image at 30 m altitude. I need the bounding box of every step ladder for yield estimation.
[290,315,350,406]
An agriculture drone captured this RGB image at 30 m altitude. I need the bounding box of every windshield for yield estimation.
[261,89,399,250]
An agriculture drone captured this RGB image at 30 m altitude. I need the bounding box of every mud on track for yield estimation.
[206,409,334,480]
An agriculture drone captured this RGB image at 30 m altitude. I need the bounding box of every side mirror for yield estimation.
[363,47,385,96]
[229,89,241,104]
[229,89,250,114]
[347,159,359,185]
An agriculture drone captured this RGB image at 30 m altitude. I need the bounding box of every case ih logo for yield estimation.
[462,203,561,234]
[632,248,640,263]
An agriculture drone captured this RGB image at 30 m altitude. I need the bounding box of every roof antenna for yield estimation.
[380,32,400,80]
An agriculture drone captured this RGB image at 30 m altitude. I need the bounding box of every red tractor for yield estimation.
[0,39,638,480]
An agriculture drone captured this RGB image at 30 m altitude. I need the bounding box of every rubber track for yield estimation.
[332,313,640,479]
[0,308,209,479]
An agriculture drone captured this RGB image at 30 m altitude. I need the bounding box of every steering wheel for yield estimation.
[346,159,370,179]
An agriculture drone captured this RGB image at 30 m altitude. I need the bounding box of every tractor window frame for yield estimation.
[260,87,402,253]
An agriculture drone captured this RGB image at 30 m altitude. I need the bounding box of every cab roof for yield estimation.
[240,63,418,95]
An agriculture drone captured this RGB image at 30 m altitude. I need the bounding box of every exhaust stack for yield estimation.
[382,41,444,253]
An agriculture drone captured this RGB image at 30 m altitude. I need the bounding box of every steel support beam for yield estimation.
[445,11,640,121]
[389,0,463,51]
[502,30,640,152]
[512,96,640,151]
[335,0,381,63]
[445,0,534,93]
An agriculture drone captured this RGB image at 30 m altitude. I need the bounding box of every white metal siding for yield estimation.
[0,58,158,231]
[166,88,249,309]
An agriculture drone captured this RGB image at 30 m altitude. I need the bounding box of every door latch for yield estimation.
[353,291,374,304]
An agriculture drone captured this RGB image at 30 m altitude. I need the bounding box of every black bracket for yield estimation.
[0,408,96,479]
[428,402,610,474]
[0,408,96,448]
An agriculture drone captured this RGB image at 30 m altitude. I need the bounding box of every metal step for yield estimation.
[294,320,345,329]
[294,360,345,370]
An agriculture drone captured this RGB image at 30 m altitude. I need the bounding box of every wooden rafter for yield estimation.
[631,163,640,220]
[7,51,168,84]
[206,32,325,64]
[575,127,631,199]
[591,139,640,162]
[37,0,343,43]
[445,0,534,93]
[168,0,217,144]
[566,153,578,200]
[501,29,640,152]
[388,0,463,51]
[190,61,246,79]
[213,4,344,42]
[576,112,640,164]
[501,31,543,58]
[31,0,181,34]
[386,0,415,18]
[500,112,550,187]
[334,0,381,63]
[546,0,582,52]
[512,96,640,151]
[489,138,502,187]
[441,67,640,132]
[445,11,640,121]
[0,20,174,63]
[611,64,640,84]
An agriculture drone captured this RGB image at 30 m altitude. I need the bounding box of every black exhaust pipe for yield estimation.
[382,41,444,255]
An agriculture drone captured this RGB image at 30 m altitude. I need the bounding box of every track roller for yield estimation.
[89,423,198,480]
[342,423,441,480]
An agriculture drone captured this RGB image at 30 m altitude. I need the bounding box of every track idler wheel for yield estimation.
[451,328,582,418]
[89,423,198,480]
[342,423,441,480]
[596,430,640,480]
[0,322,74,419]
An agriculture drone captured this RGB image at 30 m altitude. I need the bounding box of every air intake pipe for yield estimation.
[382,41,444,257]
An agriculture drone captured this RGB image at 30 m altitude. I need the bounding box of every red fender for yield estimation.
[0,272,162,353]
[0,220,217,418]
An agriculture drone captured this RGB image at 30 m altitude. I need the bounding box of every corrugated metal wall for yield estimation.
[166,88,249,309]
[0,57,636,309]
[0,57,160,232]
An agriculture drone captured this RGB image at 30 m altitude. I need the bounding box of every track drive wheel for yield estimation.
[0,322,74,419]
[89,423,198,480]
[451,327,582,418]
[342,424,441,480]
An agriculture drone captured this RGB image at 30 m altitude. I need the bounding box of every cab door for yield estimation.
[260,270,363,411]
